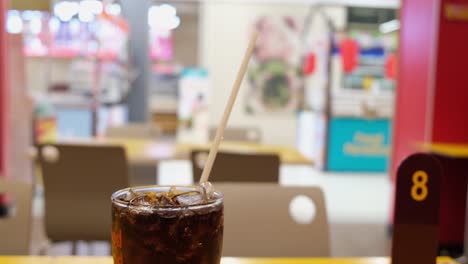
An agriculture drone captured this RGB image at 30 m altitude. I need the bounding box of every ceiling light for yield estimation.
[105,3,121,16]
[54,1,79,22]
[80,0,103,15]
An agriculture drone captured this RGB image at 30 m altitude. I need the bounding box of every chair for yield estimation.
[209,127,262,143]
[105,123,161,186]
[215,183,330,257]
[106,123,162,139]
[0,179,33,254]
[191,150,279,183]
[38,144,129,251]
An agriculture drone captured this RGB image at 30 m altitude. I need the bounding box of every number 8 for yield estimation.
[411,170,428,202]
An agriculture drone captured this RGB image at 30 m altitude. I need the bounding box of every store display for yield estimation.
[148,65,180,134]
[9,2,131,139]
[246,16,302,114]
[4,1,128,60]
[148,3,180,61]
[150,32,173,61]
[319,9,397,171]
[297,111,326,170]
[177,68,210,142]
[34,99,57,143]
[339,31,397,92]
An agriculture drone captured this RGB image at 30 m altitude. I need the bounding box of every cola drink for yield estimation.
[111,186,224,264]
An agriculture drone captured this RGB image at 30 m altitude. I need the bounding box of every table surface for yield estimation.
[59,138,314,165]
[417,142,468,158]
[0,257,456,264]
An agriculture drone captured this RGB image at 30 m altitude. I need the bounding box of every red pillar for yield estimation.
[392,0,440,182]
[0,0,8,216]
[392,0,468,247]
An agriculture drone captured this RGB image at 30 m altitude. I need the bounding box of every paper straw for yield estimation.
[199,31,258,183]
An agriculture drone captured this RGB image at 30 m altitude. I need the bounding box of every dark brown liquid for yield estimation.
[112,201,223,264]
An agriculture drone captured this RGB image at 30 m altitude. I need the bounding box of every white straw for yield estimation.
[199,31,258,183]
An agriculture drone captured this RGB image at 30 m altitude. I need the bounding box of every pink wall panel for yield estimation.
[391,0,440,180]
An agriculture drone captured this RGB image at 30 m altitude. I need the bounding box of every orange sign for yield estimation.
[445,4,468,21]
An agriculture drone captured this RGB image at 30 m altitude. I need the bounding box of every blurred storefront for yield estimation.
[0,0,401,174]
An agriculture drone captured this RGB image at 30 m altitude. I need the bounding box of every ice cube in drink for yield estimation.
[111,185,224,264]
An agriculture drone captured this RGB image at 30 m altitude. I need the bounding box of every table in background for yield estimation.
[418,142,468,257]
[176,141,314,165]
[59,138,314,166]
[0,257,455,264]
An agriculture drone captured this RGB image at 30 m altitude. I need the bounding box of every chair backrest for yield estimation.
[38,144,129,241]
[209,127,262,143]
[106,123,161,139]
[216,183,330,257]
[0,179,33,254]
[191,150,279,183]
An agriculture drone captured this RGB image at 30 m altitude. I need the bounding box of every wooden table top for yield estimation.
[57,138,314,165]
[176,141,313,165]
[417,142,468,158]
[0,257,456,264]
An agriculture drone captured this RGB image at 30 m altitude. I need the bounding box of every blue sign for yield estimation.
[327,118,391,172]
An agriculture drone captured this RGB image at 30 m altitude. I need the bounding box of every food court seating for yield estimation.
[106,123,161,186]
[209,127,262,143]
[37,144,129,254]
[106,123,162,139]
[0,179,33,254]
[216,183,330,257]
[191,150,280,182]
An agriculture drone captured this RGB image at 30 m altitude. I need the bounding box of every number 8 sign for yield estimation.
[411,170,429,202]
[392,153,442,264]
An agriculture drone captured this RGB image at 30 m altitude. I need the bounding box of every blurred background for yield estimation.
[3,0,463,260]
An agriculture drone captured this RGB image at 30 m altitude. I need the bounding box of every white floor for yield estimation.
[35,161,393,257]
